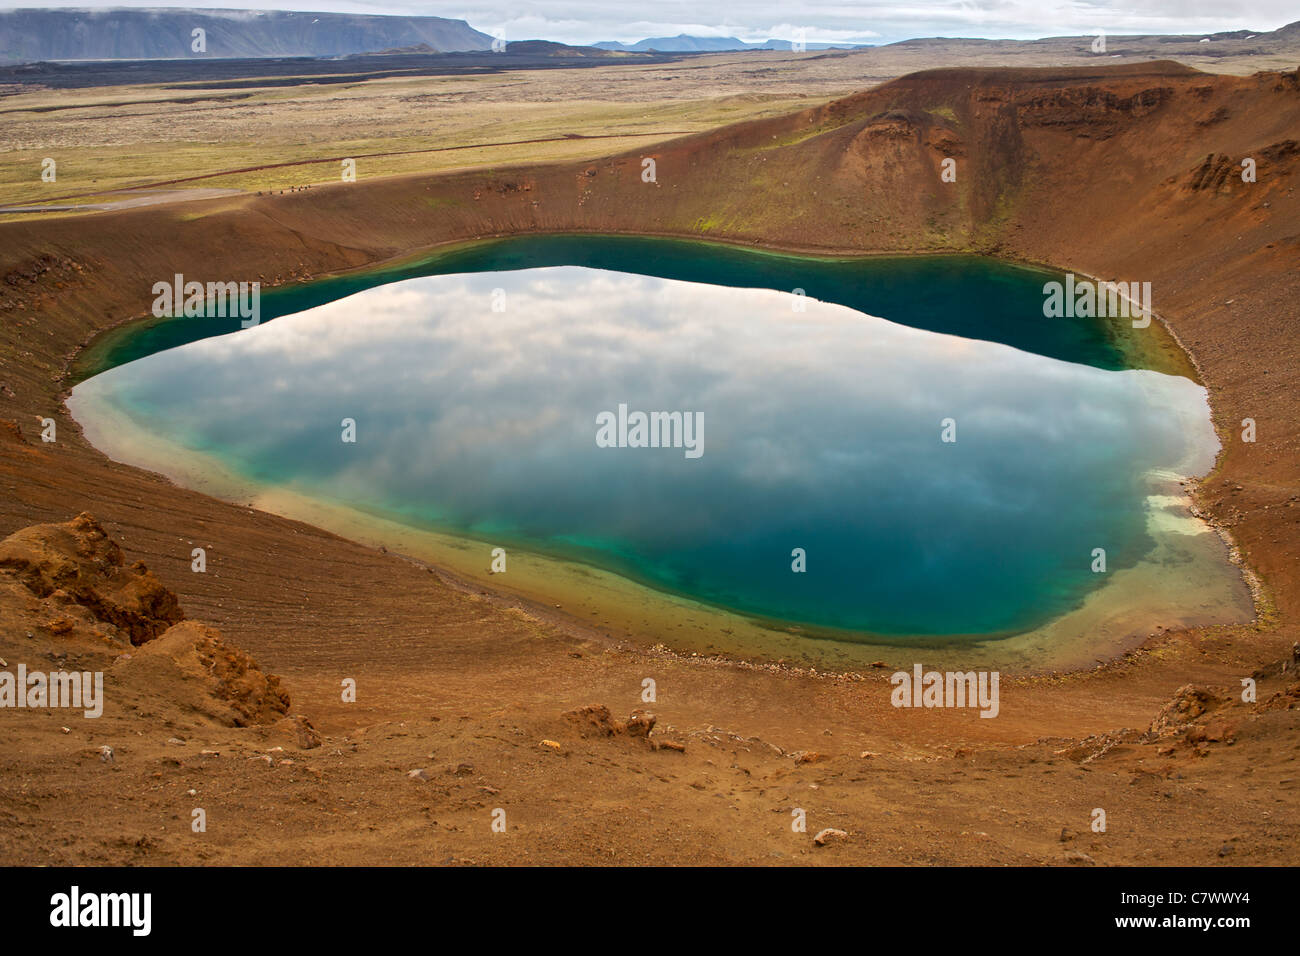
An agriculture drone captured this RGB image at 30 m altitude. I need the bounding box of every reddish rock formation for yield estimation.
[0,512,183,644]
[0,513,294,728]
[125,620,290,726]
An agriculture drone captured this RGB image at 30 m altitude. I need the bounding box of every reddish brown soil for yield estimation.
[0,62,1297,865]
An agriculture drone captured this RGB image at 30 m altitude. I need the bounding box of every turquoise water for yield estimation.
[73,249,1221,639]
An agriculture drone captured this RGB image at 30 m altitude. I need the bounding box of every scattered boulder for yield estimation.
[1149,685,1225,736]
[1260,682,1300,711]
[813,827,848,846]
[276,714,321,750]
[625,710,656,738]
[1188,718,1240,745]
[562,704,658,742]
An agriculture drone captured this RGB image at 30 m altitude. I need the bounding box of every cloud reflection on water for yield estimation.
[82,267,1218,635]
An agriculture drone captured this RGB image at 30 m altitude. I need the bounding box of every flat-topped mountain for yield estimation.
[594,34,867,52]
[0,7,493,63]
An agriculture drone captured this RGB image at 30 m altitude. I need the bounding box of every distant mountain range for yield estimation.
[3,8,1295,67]
[593,34,869,52]
[0,8,493,63]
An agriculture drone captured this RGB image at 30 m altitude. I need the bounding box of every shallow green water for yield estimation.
[72,241,1223,639]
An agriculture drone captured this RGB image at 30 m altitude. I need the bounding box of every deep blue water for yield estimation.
[73,254,1217,638]
[84,234,1136,376]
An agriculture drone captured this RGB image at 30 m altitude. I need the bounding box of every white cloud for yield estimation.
[24,1,1300,46]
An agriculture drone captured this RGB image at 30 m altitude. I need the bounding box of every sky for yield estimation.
[14,1,1300,46]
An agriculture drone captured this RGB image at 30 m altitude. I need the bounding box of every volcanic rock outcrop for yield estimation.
[0,513,292,727]
[0,511,183,645]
